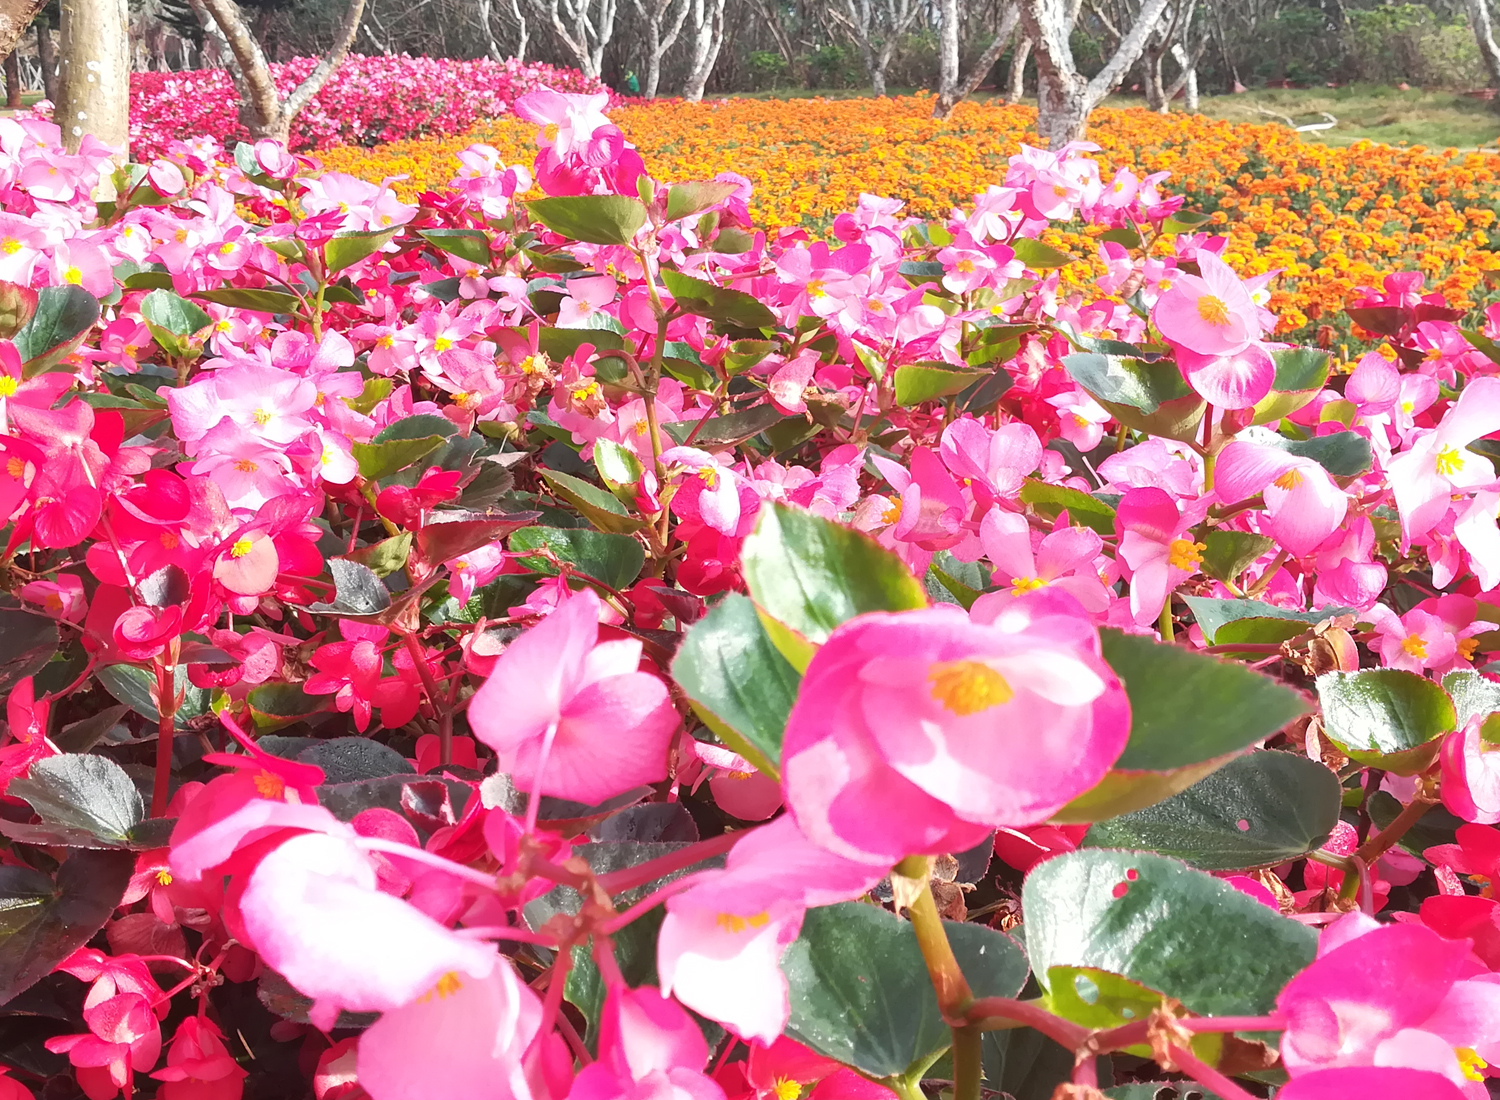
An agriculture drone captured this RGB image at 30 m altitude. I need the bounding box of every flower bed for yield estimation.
[0,90,1496,1100]
[318,95,1500,338]
[118,54,612,159]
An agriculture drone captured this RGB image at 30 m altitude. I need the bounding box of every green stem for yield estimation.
[950,1024,982,1100]
[151,659,178,818]
[1158,596,1175,643]
[895,857,980,1100]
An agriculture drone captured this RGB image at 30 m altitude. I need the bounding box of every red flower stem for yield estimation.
[356,837,501,891]
[151,659,177,818]
[599,875,701,934]
[1167,1044,1262,1100]
[1089,1014,1285,1052]
[1354,795,1436,864]
[399,629,452,766]
[966,998,1088,1048]
[595,831,742,895]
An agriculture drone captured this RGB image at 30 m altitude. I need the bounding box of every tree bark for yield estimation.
[1005,34,1030,100]
[936,0,960,107]
[681,0,725,100]
[634,0,689,97]
[4,49,20,109]
[57,0,130,166]
[192,0,366,142]
[934,5,1019,117]
[0,0,43,66]
[1466,0,1500,89]
[36,21,56,102]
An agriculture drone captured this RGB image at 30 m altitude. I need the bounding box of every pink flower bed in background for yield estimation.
[121,55,612,159]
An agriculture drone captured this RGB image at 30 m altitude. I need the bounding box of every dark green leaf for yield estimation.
[53,705,132,754]
[510,525,646,590]
[246,682,330,732]
[1082,751,1341,869]
[14,285,99,374]
[528,195,648,245]
[0,850,134,1003]
[539,469,647,534]
[191,287,303,314]
[95,664,210,730]
[324,227,399,273]
[1444,669,1500,726]
[666,181,741,221]
[417,228,491,266]
[299,738,414,783]
[1199,531,1276,584]
[350,433,445,481]
[1019,480,1118,536]
[1162,211,1213,233]
[783,902,1029,1078]
[345,531,413,577]
[1265,431,1373,478]
[1182,597,1354,644]
[1317,668,1456,774]
[1105,1085,1223,1100]
[1270,347,1331,392]
[140,288,209,336]
[1024,850,1317,1020]
[893,361,988,406]
[740,503,928,670]
[662,404,787,448]
[661,269,777,329]
[1012,239,1074,269]
[306,558,392,617]
[1099,226,1143,249]
[1063,353,1190,414]
[0,607,59,697]
[672,593,802,778]
[9,754,144,845]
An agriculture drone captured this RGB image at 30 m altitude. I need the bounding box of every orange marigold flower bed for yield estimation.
[315,94,1500,336]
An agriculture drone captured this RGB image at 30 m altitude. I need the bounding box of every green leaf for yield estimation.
[95,664,210,730]
[1182,596,1354,644]
[1082,751,1341,870]
[510,526,646,590]
[8,754,150,847]
[1106,1085,1223,1100]
[740,503,928,670]
[305,558,392,618]
[539,468,647,535]
[351,433,445,481]
[893,361,988,406]
[1056,630,1308,822]
[140,288,210,336]
[594,439,645,496]
[1444,669,1500,726]
[1265,431,1373,478]
[660,268,778,330]
[1270,346,1331,392]
[0,850,134,1002]
[1042,966,1223,1063]
[1024,850,1317,1020]
[672,593,802,778]
[0,280,37,339]
[247,682,330,733]
[0,606,59,697]
[191,287,303,314]
[418,511,536,566]
[520,325,627,358]
[344,531,413,577]
[1012,238,1074,269]
[1199,531,1276,584]
[527,195,648,246]
[373,413,459,443]
[666,181,741,221]
[417,228,491,266]
[662,404,787,448]
[1463,328,1500,369]
[1316,668,1457,774]
[324,227,399,273]
[783,902,1029,1079]
[1019,480,1118,536]
[1162,211,1213,234]
[1063,352,1204,443]
[14,285,99,374]
[1099,226,1143,249]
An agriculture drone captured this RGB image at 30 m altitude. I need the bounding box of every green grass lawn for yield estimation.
[734,82,1500,151]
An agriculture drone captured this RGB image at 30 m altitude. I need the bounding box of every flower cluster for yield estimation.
[37,54,612,162]
[1,87,1500,1100]
[318,94,1500,341]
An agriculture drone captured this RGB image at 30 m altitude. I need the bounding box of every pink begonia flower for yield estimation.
[938,419,1042,505]
[1279,1067,1468,1100]
[1442,716,1500,824]
[1389,377,1500,542]
[1045,388,1112,451]
[556,275,618,328]
[569,986,725,1100]
[657,816,886,1043]
[976,510,1110,613]
[514,89,615,164]
[1367,605,1471,674]
[768,353,816,416]
[1115,486,1209,627]
[0,1067,33,1100]
[718,1037,894,1100]
[779,592,1129,863]
[1277,912,1500,1091]
[468,588,678,806]
[239,831,499,1029]
[357,962,568,1100]
[46,992,162,1100]
[1177,342,1277,410]
[1215,441,1347,556]
[871,447,970,559]
[1153,251,1263,355]
[150,1015,248,1100]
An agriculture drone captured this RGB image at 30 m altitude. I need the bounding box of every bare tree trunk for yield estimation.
[0,0,43,65]
[1167,37,1205,110]
[57,0,129,171]
[746,0,795,65]
[191,0,366,142]
[510,0,529,60]
[36,21,56,101]
[1466,0,1500,89]
[934,5,1019,117]
[4,49,20,108]
[548,0,617,79]
[1145,50,1166,110]
[936,0,960,106]
[681,0,725,100]
[1020,0,1171,144]
[1005,34,1030,100]
[634,0,689,97]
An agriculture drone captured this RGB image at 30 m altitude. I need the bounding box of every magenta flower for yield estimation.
[1215,441,1348,557]
[569,986,725,1100]
[657,816,885,1043]
[469,589,678,806]
[1442,716,1500,824]
[1115,486,1208,626]
[150,1016,248,1100]
[977,509,1109,613]
[1279,1067,1467,1100]
[1389,377,1500,542]
[1153,251,1262,356]
[1277,913,1500,1090]
[779,593,1129,863]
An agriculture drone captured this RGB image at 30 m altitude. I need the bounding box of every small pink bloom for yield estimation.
[1153,251,1262,357]
[1216,441,1348,557]
[569,987,725,1100]
[150,1016,248,1100]
[977,510,1110,613]
[469,589,678,805]
[1115,486,1208,627]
